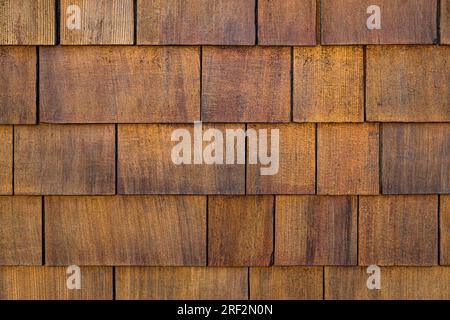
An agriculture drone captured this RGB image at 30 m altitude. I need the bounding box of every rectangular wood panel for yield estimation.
[0,267,112,300]
[0,126,12,195]
[250,267,323,300]
[317,124,379,195]
[0,47,36,124]
[0,196,41,265]
[367,46,449,122]
[208,196,273,266]
[382,123,450,194]
[202,47,291,122]
[0,0,55,45]
[275,196,357,266]
[325,267,450,300]
[246,124,315,194]
[116,267,248,300]
[442,196,450,265]
[118,124,245,194]
[442,0,450,44]
[14,124,115,195]
[294,46,364,122]
[60,0,133,45]
[258,0,316,45]
[321,0,437,44]
[137,0,255,45]
[40,46,200,123]
[359,196,438,266]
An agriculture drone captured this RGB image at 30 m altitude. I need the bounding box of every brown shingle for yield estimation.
[321,0,437,44]
[442,196,450,265]
[40,46,200,123]
[0,47,36,124]
[202,47,291,122]
[359,195,438,266]
[116,267,248,300]
[0,126,12,195]
[208,196,273,266]
[45,196,206,266]
[442,0,450,44]
[14,124,115,195]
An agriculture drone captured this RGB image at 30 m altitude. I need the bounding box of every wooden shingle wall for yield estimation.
[0,0,448,300]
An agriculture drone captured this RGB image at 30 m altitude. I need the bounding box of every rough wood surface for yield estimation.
[45,196,206,266]
[382,123,450,194]
[442,0,450,44]
[250,267,323,300]
[40,46,200,123]
[208,196,273,266]
[116,267,248,300]
[0,126,12,195]
[14,124,115,195]
[322,0,437,44]
[317,123,379,195]
[359,196,438,266]
[442,196,450,265]
[202,47,291,122]
[275,196,357,266]
[60,0,133,45]
[0,47,36,124]
[367,46,449,122]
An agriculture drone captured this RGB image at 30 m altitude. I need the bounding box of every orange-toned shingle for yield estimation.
[45,196,206,266]
[442,196,450,265]
[0,126,12,195]
[202,47,291,122]
[359,196,438,266]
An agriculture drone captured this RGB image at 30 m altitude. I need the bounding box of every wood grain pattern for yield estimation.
[40,46,200,123]
[367,46,449,122]
[116,267,248,300]
[0,267,112,300]
[202,47,291,122]
[441,196,450,265]
[359,196,438,266]
[275,196,357,266]
[321,0,437,44]
[0,47,36,124]
[208,196,273,266]
[294,46,364,122]
[325,267,450,300]
[317,124,379,195]
[258,0,316,45]
[442,0,450,44]
[0,196,41,265]
[118,124,245,194]
[250,267,323,300]
[0,126,12,195]
[45,196,206,266]
[137,0,255,45]
[0,0,55,45]
[382,123,450,194]
[246,124,315,194]
[14,124,115,195]
[60,0,133,45]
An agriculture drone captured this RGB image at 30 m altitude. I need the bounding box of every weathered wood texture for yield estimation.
[118,124,245,194]
[0,197,41,265]
[325,267,450,300]
[40,46,200,123]
[442,0,450,44]
[258,0,316,45]
[60,0,133,45]
[0,126,12,195]
[0,47,36,124]
[367,46,450,122]
[137,0,255,45]
[45,196,206,266]
[321,0,437,44]
[442,196,450,265]
[246,124,315,194]
[294,46,364,122]
[208,196,273,266]
[382,124,450,194]
[14,124,115,195]
[275,196,357,266]
[0,267,112,300]
[317,124,379,195]
[0,0,55,45]
[116,267,248,300]
[202,47,291,122]
[359,196,438,266]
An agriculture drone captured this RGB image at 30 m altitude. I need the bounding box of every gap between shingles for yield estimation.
[42,195,45,265]
[55,0,60,45]
[199,46,203,122]
[356,195,360,265]
[271,195,275,266]
[247,267,250,300]
[363,46,367,122]
[322,267,325,300]
[290,47,294,122]
[437,0,441,44]
[379,123,383,194]
[438,195,441,265]
[314,124,318,195]
[133,0,137,44]
[254,0,258,45]
[115,124,118,194]
[11,126,14,195]
[206,195,209,266]
[112,266,116,300]
[36,47,40,124]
